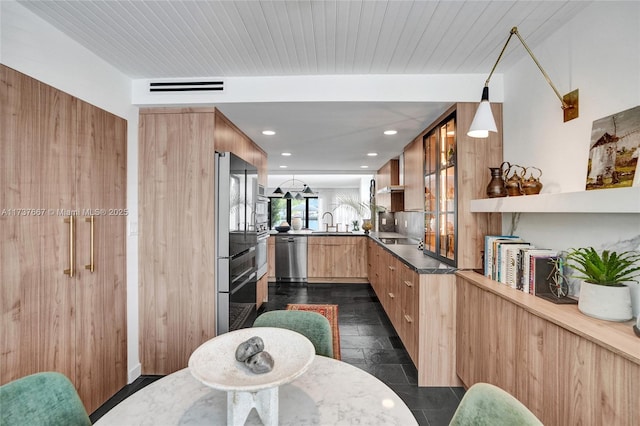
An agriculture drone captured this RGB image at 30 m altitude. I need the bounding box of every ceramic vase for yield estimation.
[578,281,633,322]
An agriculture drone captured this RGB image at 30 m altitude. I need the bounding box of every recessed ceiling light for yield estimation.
[279,165,288,168]
[360,165,369,169]
[262,130,276,136]
[367,152,378,157]
[281,152,292,156]
[383,130,397,135]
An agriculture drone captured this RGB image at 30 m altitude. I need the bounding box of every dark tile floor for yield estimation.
[262,282,465,426]
[91,282,465,425]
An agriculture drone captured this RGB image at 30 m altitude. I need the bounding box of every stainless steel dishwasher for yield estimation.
[275,235,308,282]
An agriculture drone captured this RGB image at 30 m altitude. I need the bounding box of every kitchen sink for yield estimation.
[379,237,418,245]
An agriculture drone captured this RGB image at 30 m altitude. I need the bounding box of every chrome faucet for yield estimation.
[322,212,335,231]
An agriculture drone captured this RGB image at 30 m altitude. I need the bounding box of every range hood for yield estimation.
[377,185,405,194]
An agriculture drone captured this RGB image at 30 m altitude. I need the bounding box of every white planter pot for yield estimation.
[578,281,633,322]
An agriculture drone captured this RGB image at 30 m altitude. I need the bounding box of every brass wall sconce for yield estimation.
[468,26,579,138]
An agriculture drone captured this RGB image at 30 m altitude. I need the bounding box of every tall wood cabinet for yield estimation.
[407,103,503,269]
[1,65,127,413]
[139,108,267,375]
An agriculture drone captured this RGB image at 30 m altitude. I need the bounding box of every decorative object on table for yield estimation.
[235,336,265,362]
[585,105,640,190]
[235,336,274,374]
[291,217,302,231]
[189,327,315,426]
[566,247,640,322]
[521,166,543,195]
[486,162,509,198]
[417,239,424,250]
[286,303,341,360]
[244,351,274,374]
[275,222,290,233]
[361,219,373,234]
[467,26,578,139]
[352,220,359,231]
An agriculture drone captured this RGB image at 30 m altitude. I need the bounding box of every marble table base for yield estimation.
[228,387,278,426]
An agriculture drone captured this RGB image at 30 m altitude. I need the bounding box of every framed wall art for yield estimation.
[586,105,640,190]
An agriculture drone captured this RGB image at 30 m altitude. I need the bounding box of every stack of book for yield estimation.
[484,235,558,295]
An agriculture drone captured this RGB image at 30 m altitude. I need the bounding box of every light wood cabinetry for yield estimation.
[256,274,268,309]
[367,240,460,386]
[375,159,404,212]
[268,236,276,280]
[139,107,266,375]
[307,236,368,282]
[1,65,127,413]
[456,271,639,426]
[403,135,425,211]
[421,103,503,269]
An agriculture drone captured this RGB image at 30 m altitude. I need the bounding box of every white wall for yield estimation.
[501,2,640,314]
[1,1,142,382]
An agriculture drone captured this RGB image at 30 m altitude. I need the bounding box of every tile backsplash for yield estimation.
[393,211,424,241]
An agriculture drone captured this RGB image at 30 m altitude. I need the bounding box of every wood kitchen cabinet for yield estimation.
[367,240,459,386]
[422,103,503,269]
[375,159,404,212]
[403,135,425,211]
[1,65,127,413]
[139,107,266,375]
[456,271,639,425]
[307,236,368,282]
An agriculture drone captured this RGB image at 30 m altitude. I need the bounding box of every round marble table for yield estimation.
[95,356,418,425]
[188,327,315,425]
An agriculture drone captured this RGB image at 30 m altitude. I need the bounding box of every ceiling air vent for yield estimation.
[149,81,224,92]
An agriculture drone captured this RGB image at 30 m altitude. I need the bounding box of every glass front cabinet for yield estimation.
[424,113,456,265]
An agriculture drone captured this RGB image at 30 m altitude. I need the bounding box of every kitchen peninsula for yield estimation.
[268,230,461,387]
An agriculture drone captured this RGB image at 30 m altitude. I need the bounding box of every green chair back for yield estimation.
[253,310,334,358]
[449,382,542,426]
[0,372,91,426]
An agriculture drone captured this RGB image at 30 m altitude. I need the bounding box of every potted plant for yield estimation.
[566,247,640,322]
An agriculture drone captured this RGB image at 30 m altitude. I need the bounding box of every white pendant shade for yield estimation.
[467,100,497,138]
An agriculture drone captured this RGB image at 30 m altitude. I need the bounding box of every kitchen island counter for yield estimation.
[369,232,456,274]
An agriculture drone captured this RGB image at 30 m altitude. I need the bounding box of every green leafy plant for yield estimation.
[565,247,640,286]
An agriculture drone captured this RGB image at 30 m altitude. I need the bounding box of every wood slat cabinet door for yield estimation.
[400,263,419,364]
[1,65,127,413]
[307,237,367,280]
[403,136,425,211]
[75,101,127,413]
[1,66,77,386]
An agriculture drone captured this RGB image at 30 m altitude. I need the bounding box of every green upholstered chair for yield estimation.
[0,372,91,426]
[253,310,334,358]
[449,382,542,426]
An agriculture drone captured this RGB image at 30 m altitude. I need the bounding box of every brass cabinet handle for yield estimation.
[85,216,94,272]
[404,280,413,287]
[63,216,74,277]
[388,292,395,299]
[404,314,413,323]
[388,265,395,271]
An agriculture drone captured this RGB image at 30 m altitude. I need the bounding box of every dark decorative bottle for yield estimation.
[486,167,507,198]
